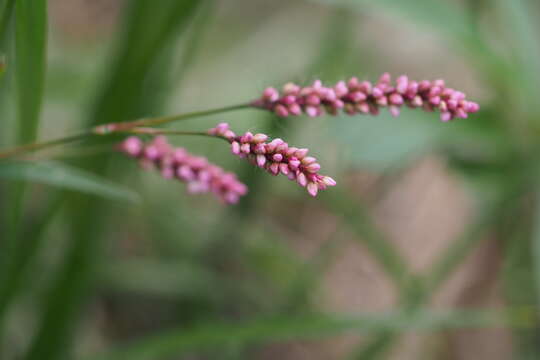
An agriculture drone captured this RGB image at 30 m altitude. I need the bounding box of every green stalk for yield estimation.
[93,103,250,134]
[0,103,252,159]
[0,132,92,159]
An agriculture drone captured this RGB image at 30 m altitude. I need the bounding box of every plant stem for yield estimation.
[126,127,225,140]
[0,132,92,159]
[92,103,251,134]
[0,103,251,159]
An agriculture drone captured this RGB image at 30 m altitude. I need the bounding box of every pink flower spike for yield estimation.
[211,124,335,197]
[250,73,478,121]
[118,136,247,204]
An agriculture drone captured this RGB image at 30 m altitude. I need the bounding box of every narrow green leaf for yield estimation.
[531,189,540,310]
[0,54,5,79]
[83,309,532,360]
[0,161,140,203]
[15,0,47,143]
[22,2,203,360]
[0,0,15,42]
[323,189,410,288]
[494,0,540,112]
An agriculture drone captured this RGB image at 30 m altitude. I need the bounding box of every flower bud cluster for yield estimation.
[208,123,336,197]
[252,73,480,122]
[118,136,247,204]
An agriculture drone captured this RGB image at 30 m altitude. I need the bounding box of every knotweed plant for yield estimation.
[0,73,479,204]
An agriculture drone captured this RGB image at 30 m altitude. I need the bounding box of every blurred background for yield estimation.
[0,0,540,359]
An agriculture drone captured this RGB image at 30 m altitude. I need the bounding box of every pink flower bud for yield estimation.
[297,172,308,187]
[231,141,241,155]
[263,87,279,102]
[256,154,266,167]
[252,133,268,143]
[272,153,283,162]
[307,182,318,197]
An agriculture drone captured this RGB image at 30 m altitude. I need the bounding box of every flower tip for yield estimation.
[253,133,268,143]
[307,182,318,197]
[120,136,143,156]
[256,154,266,167]
[440,112,452,122]
[322,176,337,187]
[263,87,279,102]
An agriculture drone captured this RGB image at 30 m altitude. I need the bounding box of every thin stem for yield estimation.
[0,132,93,159]
[127,127,225,140]
[0,102,252,159]
[93,103,251,134]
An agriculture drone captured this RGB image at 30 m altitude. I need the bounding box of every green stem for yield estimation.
[127,127,225,141]
[0,103,252,159]
[93,103,251,134]
[0,132,92,159]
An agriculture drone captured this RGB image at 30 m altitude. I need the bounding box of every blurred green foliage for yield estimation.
[0,0,539,359]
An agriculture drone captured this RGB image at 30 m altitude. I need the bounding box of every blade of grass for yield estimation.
[22,2,203,360]
[15,0,46,144]
[534,189,540,310]
[323,188,410,288]
[494,0,540,112]
[5,0,47,247]
[0,0,47,348]
[0,160,140,202]
[83,308,533,360]
[350,185,522,359]
[0,194,63,321]
[0,0,15,43]
[6,0,47,234]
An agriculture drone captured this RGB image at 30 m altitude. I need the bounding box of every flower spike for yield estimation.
[252,73,479,122]
[208,123,336,197]
[118,136,247,204]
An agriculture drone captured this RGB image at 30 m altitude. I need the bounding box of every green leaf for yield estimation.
[0,0,15,43]
[22,2,203,360]
[15,0,47,143]
[494,0,540,112]
[83,309,531,360]
[0,161,140,203]
[531,189,540,310]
